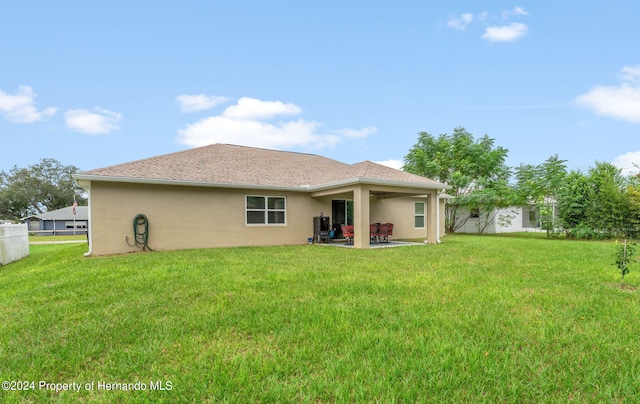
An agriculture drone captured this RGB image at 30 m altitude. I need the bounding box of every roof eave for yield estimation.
[73,174,314,192]
[72,174,450,193]
[20,215,45,220]
[306,176,450,192]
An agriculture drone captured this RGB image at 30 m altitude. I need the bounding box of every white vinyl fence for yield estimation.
[0,224,29,266]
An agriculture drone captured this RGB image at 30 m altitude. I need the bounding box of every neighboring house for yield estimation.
[73,144,450,256]
[455,205,542,234]
[22,206,89,235]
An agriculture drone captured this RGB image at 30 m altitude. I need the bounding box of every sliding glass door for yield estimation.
[331,200,354,238]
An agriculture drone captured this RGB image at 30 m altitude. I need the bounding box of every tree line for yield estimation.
[404,127,640,239]
[0,159,86,221]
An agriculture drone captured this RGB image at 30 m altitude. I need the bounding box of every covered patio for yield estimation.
[311,180,447,249]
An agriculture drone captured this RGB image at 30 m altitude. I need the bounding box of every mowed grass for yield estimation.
[28,234,87,243]
[1,235,639,402]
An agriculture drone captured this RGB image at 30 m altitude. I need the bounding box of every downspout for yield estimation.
[76,179,93,256]
[84,186,92,256]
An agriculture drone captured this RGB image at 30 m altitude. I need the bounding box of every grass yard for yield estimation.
[28,235,88,243]
[1,235,639,402]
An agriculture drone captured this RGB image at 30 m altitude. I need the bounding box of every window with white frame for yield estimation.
[415,202,425,228]
[246,196,286,225]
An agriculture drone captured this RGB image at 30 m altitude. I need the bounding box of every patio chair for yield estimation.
[340,224,354,245]
[370,223,380,243]
[379,223,393,243]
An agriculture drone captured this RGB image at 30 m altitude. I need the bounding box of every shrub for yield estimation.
[614,239,636,285]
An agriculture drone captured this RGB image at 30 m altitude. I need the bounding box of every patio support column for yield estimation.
[353,184,370,249]
[427,191,438,243]
[439,196,446,236]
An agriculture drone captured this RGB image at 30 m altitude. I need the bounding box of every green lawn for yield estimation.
[28,234,87,243]
[1,235,639,402]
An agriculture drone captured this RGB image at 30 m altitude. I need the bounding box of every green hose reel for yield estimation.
[125,214,154,251]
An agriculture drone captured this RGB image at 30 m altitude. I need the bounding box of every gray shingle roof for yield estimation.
[22,206,88,221]
[76,144,448,190]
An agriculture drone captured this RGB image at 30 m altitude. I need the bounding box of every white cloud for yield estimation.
[502,6,529,19]
[574,85,640,123]
[446,8,529,42]
[0,86,56,123]
[612,151,640,176]
[222,97,301,120]
[574,65,640,123]
[374,159,404,170]
[482,22,528,42]
[514,6,528,15]
[177,115,339,150]
[177,97,375,150]
[176,94,230,113]
[447,13,473,30]
[336,126,377,138]
[64,107,122,135]
[620,65,640,84]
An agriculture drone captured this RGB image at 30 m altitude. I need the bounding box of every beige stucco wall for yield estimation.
[89,182,328,255]
[370,196,430,240]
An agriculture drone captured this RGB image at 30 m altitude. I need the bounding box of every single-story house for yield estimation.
[73,144,450,256]
[455,205,542,234]
[21,206,89,235]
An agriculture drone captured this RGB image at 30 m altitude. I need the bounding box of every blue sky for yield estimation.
[1,1,639,176]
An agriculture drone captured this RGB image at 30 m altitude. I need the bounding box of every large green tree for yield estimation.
[585,161,633,237]
[0,158,86,220]
[556,162,635,239]
[556,170,590,237]
[403,127,513,233]
[514,155,567,236]
[628,173,640,231]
